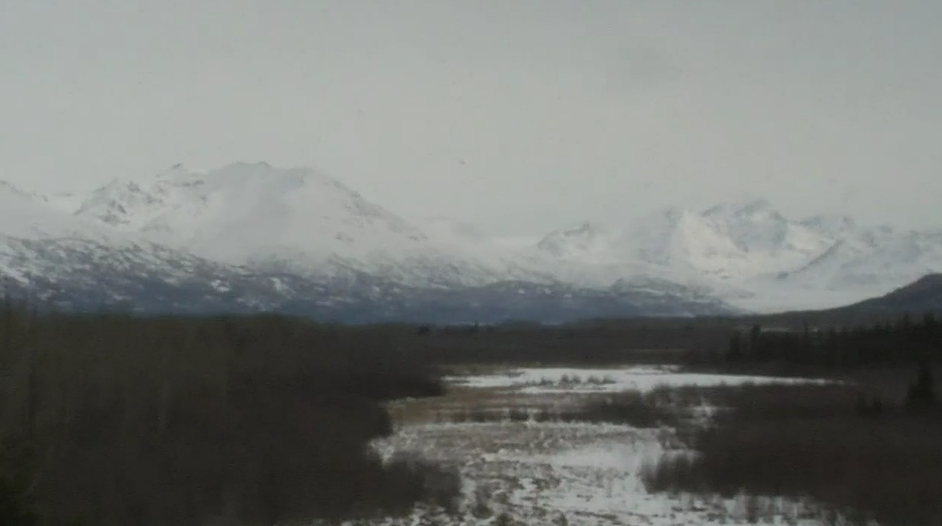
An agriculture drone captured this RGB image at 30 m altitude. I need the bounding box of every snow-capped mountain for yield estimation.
[620,207,740,277]
[702,199,833,262]
[533,199,942,311]
[3,161,940,319]
[537,222,613,261]
[1,180,117,243]
[1,180,298,312]
[775,227,942,291]
[534,200,832,284]
[72,162,539,288]
[530,213,735,297]
[75,162,434,260]
[0,163,730,321]
[798,214,858,239]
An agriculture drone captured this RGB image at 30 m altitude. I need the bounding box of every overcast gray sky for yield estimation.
[1,0,940,235]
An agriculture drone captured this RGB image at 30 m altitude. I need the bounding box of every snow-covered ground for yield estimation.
[448,365,828,394]
[360,366,835,526]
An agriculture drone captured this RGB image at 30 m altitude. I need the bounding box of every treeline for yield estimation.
[641,313,942,525]
[0,301,457,526]
[408,322,734,367]
[720,312,942,370]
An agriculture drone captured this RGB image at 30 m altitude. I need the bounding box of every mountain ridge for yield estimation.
[2,162,941,320]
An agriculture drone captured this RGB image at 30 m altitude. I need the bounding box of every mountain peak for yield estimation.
[4,160,942,320]
[572,221,602,234]
[702,198,778,219]
[200,162,360,196]
[155,163,193,178]
[536,221,610,259]
[0,181,50,206]
[0,180,29,197]
[559,221,609,238]
[219,160,273,172]
[660,206,700,223]
[799,214,858,238]
[739,198,775,213]
[68,161,490,281]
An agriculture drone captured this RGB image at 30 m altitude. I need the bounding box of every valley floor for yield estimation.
[349,366,837,526]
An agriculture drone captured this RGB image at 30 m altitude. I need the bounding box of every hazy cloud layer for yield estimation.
[1,0,940,235]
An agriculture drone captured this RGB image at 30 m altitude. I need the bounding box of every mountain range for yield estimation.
[2,161,940,323]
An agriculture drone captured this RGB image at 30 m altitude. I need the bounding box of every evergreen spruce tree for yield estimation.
[905,360,936,412]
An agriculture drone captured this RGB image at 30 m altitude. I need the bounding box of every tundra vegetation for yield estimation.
[0,300,455,525]
[1,293,940,525]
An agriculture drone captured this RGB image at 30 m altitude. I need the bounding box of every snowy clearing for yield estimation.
[448,364,829,394]
[358,366,837,526]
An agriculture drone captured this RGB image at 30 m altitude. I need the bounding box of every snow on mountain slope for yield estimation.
[798,214,858,239]
[700,201,942,310]
[702,199,789,251]
[75,162,427,250]
[72,162,533,287]
[698,199,834,281]
[1,178,732,321]
[735,227,942,313]
[528,215,746,304]
[536,222,614,261]
[533,212,726,276]
[532,220,678,287]
[619,207,741,277]
[702,199,832,257]
[0,180,303,312]
[774,227,942,292]
[532,197,942,311]
[1,181,117,242]
[9,158,940,316]
[535,201,834,285]
[1,176,256,294]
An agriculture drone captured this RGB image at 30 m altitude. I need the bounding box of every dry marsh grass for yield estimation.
[642,381,942,526]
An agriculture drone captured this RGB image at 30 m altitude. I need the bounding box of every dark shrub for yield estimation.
[905,361,936,413]
[0,307,456,525]
[642,383,942,526]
